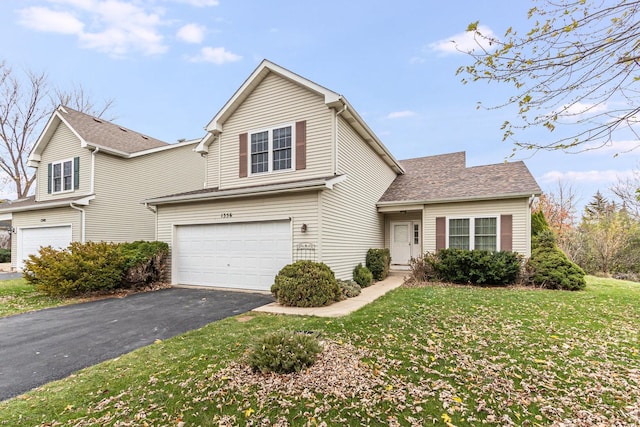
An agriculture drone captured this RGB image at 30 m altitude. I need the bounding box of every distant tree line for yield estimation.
[534,177,640,280]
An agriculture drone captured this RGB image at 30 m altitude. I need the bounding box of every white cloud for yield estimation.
[386,110,417,119]
[17,1,168,57]
[561,102,609,116]
[18,7,84,34]
[540,169,635,184]
[188,46,242,64]
[173,0,219,6]
[429,25,498,55]
[177,23,205,44]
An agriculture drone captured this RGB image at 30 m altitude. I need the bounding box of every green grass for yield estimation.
[0,278,73,317]
[1,276,639,426]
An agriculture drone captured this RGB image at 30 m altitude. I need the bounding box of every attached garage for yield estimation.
[17,225,72,270]
[173,220,292,291]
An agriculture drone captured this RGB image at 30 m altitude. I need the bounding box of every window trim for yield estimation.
[51,158,75,194]
[247,123,296,176]
[445,215,500,251]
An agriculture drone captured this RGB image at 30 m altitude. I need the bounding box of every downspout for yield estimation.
[144,202,158,241]
[90,146,100,194]
[69,202,86,243]
[334,102,347,175]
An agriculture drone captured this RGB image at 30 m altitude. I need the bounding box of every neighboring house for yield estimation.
[0,106,205,270]
[144,60,541,291]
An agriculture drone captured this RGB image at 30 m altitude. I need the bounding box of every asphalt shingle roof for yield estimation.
[379,152,541,203]
[59,106,169,153]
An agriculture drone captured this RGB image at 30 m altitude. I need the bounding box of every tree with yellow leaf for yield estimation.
[459,1,640,155]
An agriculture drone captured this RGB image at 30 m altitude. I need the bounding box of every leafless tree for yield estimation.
[0,60,114,199]
[611,167,640,220]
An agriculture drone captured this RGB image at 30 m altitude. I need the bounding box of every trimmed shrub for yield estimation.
[525,230,586,291]
[435,248,522,286]
[247,330,323,374]
[23,240,169,297]
[0,248,10,263]
[119,241,169,285]
[352,263,373,287]
[24,241,126,297]
[271,260,340,307]
[366,248,391,281]
[337,279,361,298]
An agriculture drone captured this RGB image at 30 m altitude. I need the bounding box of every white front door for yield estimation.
[390,221,421,265]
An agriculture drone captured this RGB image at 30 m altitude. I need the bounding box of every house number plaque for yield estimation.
[220,213,233,218]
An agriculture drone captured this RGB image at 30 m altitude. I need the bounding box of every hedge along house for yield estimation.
[0,106,205,270]
[145,60,541,291]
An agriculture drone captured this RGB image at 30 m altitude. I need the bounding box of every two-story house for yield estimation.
[0,106,205,269]
[144,60,541,291]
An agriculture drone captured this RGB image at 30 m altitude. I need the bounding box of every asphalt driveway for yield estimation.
[0,287,273,401]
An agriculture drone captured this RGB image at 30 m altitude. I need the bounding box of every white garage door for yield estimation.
[18,225,72,270]
[174,220,292,291]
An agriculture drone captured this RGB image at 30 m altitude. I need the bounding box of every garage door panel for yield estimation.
[18,226,73,270]
[175,220,291,291]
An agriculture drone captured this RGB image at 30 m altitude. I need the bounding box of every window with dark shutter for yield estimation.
[73,157,80,190]
[47,163,52,194]
[295,120,306,170]
[500,214,513,251]
[435,217,446,250]
[239,133,248,178]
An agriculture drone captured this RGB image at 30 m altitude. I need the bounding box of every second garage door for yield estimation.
[174,220,292,291]
[18,225,73,270]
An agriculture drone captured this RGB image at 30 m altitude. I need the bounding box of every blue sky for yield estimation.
[1,0,637,211]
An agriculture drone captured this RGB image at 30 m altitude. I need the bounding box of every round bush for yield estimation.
[247,330,322,374]
[337,279,362,298]
[352,263,373,287]
[271,260,340,307]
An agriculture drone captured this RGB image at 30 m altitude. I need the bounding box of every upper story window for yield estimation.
[250,125,293,174]
[52,159,73,193]
[448,216,498,251]
[47,157,79,194]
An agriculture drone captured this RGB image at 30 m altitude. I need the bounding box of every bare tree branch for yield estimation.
[0,60,115,199]
[459,0,640,155]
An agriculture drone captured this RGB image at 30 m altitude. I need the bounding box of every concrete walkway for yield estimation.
[253,272,407,317]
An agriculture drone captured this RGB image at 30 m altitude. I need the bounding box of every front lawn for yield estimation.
[0,276,638,426]
[0,278,71,318]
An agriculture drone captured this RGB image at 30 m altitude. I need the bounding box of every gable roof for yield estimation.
[378,152,541,206]
[28,106,192,165]
[197,59,404,174]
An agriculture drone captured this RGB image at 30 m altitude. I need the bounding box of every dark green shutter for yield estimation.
[73,157,80,190]
[47,163,52,194]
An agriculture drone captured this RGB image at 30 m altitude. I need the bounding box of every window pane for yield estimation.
[53,163,62,192]
[475,217,497,251]
[272,126,292,171]
[63,161,72,191]
[413,223,419,245]
[449,218,469,250]
[250,131,269,173]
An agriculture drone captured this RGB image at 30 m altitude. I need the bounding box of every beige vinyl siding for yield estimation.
[214,73,334,190]
[156,192,320,282]
[36,123,90,202]
[10,208,80,268]
[320,116,398,280]
[86,144,204,243]
[423,198,532,256]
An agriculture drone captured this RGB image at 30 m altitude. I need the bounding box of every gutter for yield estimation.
[145,175,347,206]
[376,192,541,209]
